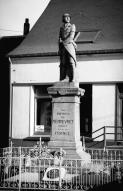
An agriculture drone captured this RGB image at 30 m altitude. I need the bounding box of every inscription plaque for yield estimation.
[52,103,74,141]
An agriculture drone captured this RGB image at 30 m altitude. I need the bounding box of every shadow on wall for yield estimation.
[0,57,9,148]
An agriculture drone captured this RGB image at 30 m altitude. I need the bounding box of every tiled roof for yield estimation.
[9,0,123,57]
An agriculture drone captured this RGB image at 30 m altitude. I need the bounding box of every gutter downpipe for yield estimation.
[8,57,13,147]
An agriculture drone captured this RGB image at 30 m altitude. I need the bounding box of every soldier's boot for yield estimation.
[69,64,75,82]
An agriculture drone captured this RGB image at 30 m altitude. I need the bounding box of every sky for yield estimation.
[0,0,50,37]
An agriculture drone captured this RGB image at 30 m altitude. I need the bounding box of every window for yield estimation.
[34,85,52,135]
[74,30,102,43]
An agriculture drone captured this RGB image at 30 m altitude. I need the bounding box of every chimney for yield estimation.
[23,18,30,36]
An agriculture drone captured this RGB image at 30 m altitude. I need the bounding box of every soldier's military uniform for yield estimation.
[59,14,77,82]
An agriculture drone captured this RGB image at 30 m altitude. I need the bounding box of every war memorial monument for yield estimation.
[47,13,90,160]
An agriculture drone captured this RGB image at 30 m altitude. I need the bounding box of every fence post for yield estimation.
[82,136,85,151]
[40,137,42,157]
[104,126,106,150]
[19,147,21,191]
[59,148,62,191]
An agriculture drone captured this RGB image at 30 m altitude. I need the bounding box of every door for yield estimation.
[116,84,123,141]
[80,84,92,137]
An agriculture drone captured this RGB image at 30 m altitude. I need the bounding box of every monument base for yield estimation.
[47,81,91,162]
[48,140,91,161]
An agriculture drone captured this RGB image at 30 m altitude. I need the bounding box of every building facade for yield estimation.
[0,35,25,148]
[9,0,123,147]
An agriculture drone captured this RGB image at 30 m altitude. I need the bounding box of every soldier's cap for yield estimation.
[62,13,71,18]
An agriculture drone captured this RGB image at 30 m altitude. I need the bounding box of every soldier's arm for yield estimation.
[58,28,62,54]
[69,24,76,40]
[64,24,76,43]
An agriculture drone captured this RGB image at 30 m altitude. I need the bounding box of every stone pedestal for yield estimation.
[47,82,91,160]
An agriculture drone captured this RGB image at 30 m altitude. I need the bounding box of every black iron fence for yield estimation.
[0,147,123,190]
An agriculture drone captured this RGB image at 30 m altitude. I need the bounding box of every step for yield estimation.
[106,145,123,149]
[85,141,104,148]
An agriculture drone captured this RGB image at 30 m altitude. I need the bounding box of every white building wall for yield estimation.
[92,85,116,141]
[10,57,123,140]
[78,59,123,82]
[11,62,59,84]
[12,86,30,138]
[29,86,35,136]
[11,58,123,83]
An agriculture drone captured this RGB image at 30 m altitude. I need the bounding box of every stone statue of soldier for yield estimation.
[58,13,77,82]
